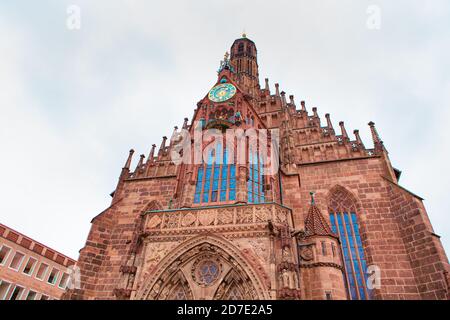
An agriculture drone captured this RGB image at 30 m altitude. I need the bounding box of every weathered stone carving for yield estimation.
[255,206,268,222]
[298,246,313,261]
[162,213,179,229]
[198,210,216,226]
[217,208,234,225]
[181,212,196,227]
[236,207,253,224]
[147,215,162,229]
[143,203,291,232]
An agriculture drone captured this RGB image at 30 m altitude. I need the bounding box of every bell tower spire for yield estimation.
[229,34,260,96]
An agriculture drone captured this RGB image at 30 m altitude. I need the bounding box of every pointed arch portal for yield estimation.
[134,234,269,300]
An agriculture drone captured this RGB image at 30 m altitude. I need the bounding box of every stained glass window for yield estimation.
[194,144,236,204]
[330,212,371,300]
[247,150,265,204]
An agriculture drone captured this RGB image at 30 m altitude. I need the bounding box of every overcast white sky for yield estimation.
[1,1,449,260]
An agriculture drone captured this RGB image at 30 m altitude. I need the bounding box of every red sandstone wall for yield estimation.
[387,181,449,299]
[66,177,177,299]
[282,156,449,299]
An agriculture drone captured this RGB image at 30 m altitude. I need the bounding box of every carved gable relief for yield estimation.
[143,242,178,275]
[134,204,292,300]
[134,235,270,300]
[233,238,270,265]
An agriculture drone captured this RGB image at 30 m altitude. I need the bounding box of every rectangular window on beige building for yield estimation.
[58,272,69,289]
[47,268,59,285]
[0,280,12,300]
[23,257,37,275]
[9,285,24,300]
[9,251,25,271]
[0,246,12,265]
[36,263,48,280]
[26,290,37,300]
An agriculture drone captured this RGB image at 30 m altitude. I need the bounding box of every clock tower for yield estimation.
[229,34,260,97]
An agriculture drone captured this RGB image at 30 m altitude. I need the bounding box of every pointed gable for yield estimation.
[305,203,335,237]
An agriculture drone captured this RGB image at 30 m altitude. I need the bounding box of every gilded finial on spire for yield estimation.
[242,29,247,38]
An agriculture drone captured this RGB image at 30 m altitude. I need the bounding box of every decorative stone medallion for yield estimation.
[181,213,196,227]
[198,211,216,226]
[299,246,313,261]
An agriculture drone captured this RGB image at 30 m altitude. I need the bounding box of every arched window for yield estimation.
[238,43,244,53]
[328,187,371,300]
[247,148,265,204]
[194,144,236,204]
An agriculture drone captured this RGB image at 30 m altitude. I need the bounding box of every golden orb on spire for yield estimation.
[242,32,247,38]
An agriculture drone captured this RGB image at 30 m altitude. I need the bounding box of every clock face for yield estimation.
[208,83,237,102]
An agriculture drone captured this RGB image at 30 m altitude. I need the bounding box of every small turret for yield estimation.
[147,144,156,164]
[275,83,280,96]
[300,101,306,112]
[134,154,145,174]
[325,113,333,130]
[124,149,135,170]
[353,129,364,147]
[339,121,349,141]
[289,95,295,107]
[112,149,135,204]
[158,136,168,156]
[312,107,319,118]
[182,118,189,130]
[368,121,384,151]
[281,91,287,108]
[296,192,347,300]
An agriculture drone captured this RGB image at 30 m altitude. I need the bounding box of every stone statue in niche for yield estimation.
[282,246,292,262]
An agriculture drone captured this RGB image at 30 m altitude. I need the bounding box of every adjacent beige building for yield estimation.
[0,223,76,300]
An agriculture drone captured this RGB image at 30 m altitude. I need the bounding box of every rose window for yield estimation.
[192,257,222,287]
[198,260,219,285]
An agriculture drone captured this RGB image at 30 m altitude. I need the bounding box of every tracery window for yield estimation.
[194,144,236,204]
[329,187,371,300]
[247,149,265,204]
[198,260,219,285]
[169,285,187,300]
[226,286,243,300]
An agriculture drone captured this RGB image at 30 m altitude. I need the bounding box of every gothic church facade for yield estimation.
[64,35,449,300]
